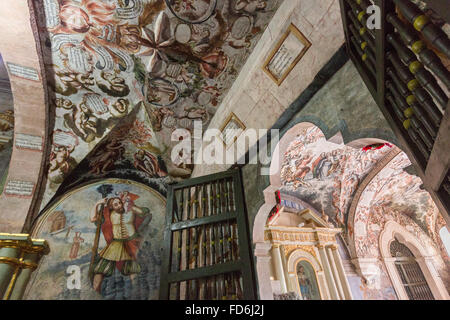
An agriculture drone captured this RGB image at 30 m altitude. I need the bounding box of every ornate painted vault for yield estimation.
[32,0,283,207]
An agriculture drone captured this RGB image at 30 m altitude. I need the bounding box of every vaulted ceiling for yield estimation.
[31,0,283,207]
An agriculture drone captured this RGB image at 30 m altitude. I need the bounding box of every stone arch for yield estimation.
[0,2,51,233]
[279,114,399,151]
[287,249,322,273]
[346,147,402,259]
[254,120,406,297]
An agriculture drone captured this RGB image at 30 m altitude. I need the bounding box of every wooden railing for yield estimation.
[339,0,450,224]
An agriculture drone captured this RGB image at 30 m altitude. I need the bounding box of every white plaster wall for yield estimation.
[191,0,345,178]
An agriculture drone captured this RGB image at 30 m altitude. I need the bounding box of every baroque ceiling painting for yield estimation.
[35,0,283,207]
[352,152,449,299]
[48,102,170,201]
[280,125,393,231]
[279,124,449,300]
[26,180,166,300]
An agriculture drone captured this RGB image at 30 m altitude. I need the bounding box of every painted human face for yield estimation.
[114,99,128,113]
[60,6,91,33]
[257,1,267,9]
[111,198,124,213]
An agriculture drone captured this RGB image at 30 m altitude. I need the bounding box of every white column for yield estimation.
[280,245,294,292]
[317,245,339,300]
[271,244,287,293]
[327,246,345,300]
[288,273,299,297]
[417,257,450,300]
[331,245,353,300]
[254,242,275,300]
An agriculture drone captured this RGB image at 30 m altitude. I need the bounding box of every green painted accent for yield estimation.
[361,42,368,50]
[359,27,366,36]
[0,166,8,196]
[407,79,420,91]
[0,247,20,298]
[9,252,39,300]
[358,11,365,22]
[0,234,29,241]
[413,15,429,31]
[409,61,423,74]
[404,107,415,118]
[411,40,425,54]
[403,119,411,130]
[362,53,368,61]
[406,95,417,105]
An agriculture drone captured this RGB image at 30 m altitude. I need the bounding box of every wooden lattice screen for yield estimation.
[339,0,450,222]
[159,169,257,300]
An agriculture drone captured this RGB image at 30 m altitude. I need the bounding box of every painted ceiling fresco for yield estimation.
[352,152,449,300]
[46,102,170,205]
[279,124,450,300]
[35,0,283,207]
[280,125,393,230]
[353,152,447,254]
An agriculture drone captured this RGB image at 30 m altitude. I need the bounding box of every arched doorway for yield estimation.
[389,238,434,300]
[253,122,397,299]
[378,221,449,300]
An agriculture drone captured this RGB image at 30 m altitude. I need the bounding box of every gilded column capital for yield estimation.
[330,244,339,251]
[0,233,50,300]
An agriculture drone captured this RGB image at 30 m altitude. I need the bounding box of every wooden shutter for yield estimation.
[159,168,257,300]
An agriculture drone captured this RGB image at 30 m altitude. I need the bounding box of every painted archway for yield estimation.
[0,2,50,233]
[253,122,399,300]
[379,221,449,300]
[351,151,450,300]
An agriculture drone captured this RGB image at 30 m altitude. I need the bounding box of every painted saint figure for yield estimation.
[297,265,312,299]
[69,232,85,260]
[90,195,152,293]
